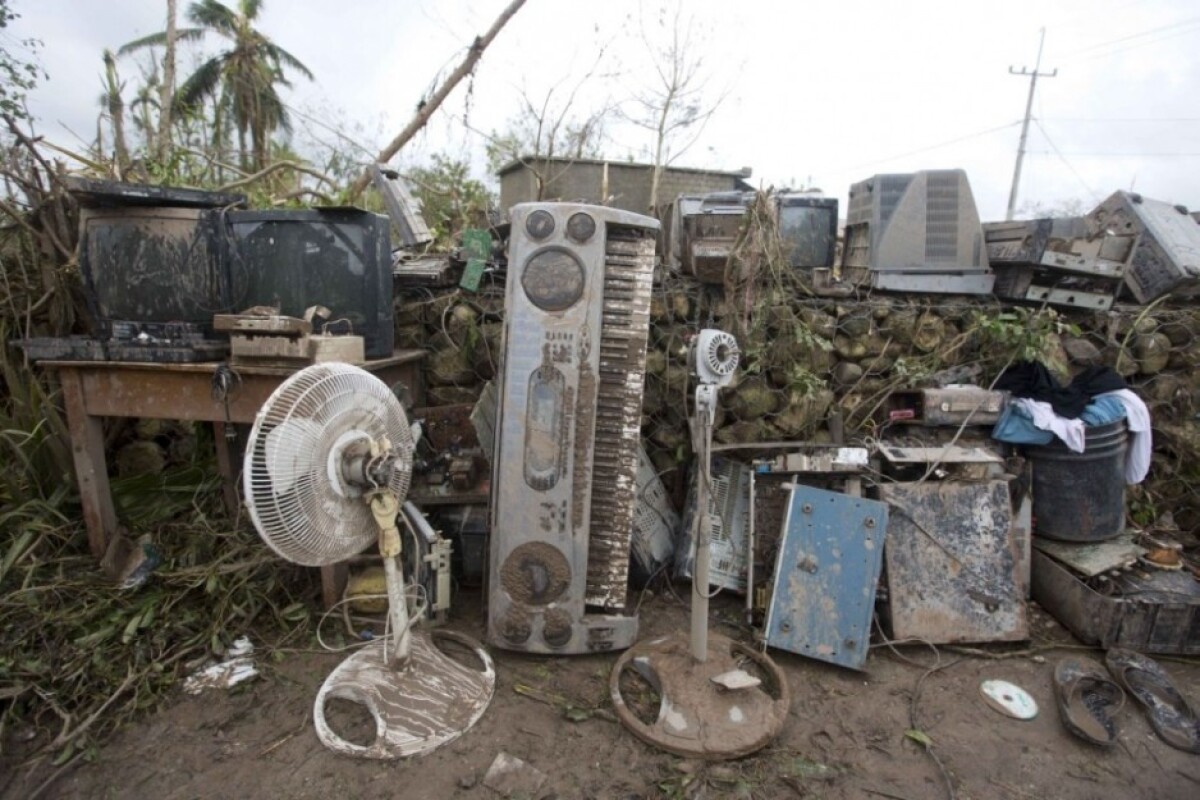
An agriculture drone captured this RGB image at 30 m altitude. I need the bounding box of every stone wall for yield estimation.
[398,276,1200,531]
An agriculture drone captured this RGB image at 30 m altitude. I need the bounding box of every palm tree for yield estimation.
[121,0,313,171]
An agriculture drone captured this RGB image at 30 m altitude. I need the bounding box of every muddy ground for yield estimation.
[5,588,1199,800]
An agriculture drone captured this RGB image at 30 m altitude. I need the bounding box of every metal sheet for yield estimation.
[880,480,1028,644]
[764,484,888,670]
[1033,531,1145,578]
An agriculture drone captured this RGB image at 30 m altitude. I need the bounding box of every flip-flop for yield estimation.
[1054,657,1125,746]
[1105,648,1200,754]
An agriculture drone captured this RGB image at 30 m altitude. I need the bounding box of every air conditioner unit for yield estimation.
[842,169,994,294]
[488,202,658,654]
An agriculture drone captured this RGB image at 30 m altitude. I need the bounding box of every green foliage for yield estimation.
[121,0,314,171]
[969,307,1079,374]
[0,1,44,122]
[408,154,495,249]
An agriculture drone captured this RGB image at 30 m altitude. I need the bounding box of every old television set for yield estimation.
[71,178,247,338]
[671,191,838,282]
[841,169,994,294]
[777,194,838,269]
[226,208,395,359]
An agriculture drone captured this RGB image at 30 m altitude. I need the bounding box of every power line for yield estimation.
[823,121,1020,177]
[1031,119,1101,203]
[1040,117,1200,123]
[1029,151,1200,157]
[1056,15,1200,61]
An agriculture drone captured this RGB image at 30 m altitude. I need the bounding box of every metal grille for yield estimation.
[585,228,655,608]
[925,171,961,263]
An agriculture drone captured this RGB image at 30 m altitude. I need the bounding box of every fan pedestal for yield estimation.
[609,632,789,760]
[314,630,496,759]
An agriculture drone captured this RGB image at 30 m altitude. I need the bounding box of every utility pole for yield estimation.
[1006,29,1057,220]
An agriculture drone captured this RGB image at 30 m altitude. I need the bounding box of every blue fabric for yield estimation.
[1079,395,1127,427]
[991,402,1054,445]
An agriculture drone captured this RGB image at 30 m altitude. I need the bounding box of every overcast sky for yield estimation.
[12,0,1200,220]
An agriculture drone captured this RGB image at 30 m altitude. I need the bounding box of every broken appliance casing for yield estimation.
[764,483,888,670]
[1087,190,1200,302]
[1031,549,1200,655]
[488,202,658,654]
[841,169,995,295]
[984,217,1128,311]
[884,386,1008,427]
[675,456,752,593]
[878,480,1028,644]
[672,191,838,281]
[214,314,365,366]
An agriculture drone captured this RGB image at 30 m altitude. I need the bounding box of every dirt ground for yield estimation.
[6,588,1200,800]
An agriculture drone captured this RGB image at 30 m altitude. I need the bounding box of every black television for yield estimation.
[79,206,229,334]
[227,208,394,359]
[777,195,838,269]
[71,178,246,337]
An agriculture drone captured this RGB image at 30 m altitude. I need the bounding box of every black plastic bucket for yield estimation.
[1029,419,1128,542]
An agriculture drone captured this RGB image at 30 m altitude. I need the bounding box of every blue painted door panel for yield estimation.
[764,484,888,670]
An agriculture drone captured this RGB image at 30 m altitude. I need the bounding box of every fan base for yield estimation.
[314,629,496,759]
[609,632,789,760]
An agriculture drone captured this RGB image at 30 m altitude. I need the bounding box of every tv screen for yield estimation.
[227,209,394,358]
[80,206,228,332]
[778,196,838,269]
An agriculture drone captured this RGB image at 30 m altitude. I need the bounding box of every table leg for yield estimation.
[212,422,240,516]
[59,369,118,562]
[321,563,349,609]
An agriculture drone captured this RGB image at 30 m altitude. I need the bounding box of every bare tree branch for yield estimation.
[346,0,527,200]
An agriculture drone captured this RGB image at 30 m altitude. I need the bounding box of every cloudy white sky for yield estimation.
[12,0,1200,220]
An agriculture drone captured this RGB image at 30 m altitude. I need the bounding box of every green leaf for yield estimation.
[564,706,591,722]
[905,728,933,748]
[121,611,144,644]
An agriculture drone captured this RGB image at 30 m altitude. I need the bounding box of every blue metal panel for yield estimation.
[764,484,888,670]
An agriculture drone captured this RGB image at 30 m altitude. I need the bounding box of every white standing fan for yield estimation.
[244,362,494,759]
[610,331,789,760]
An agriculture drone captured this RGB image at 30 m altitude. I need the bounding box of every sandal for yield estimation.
[1054,657,1125,746]
[1105,648,1200,754]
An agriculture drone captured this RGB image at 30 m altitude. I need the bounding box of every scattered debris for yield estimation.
[980,679,1038,720]
[483,752,548,798]
[182,637,258,695]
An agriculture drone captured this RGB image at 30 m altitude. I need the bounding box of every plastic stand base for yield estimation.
[609,631,789,760]
[313,629,495,759]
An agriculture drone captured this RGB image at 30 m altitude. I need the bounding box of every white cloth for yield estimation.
[1096,389,1152,484]
[1013,397,1086,453]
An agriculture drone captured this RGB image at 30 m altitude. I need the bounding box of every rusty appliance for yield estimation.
[672,191,838,282]
[878,480,1028,644]
[611,330,790,760]
[984,217,1128,310]
[487,203,658,655]
[46,177,245,362]
[675,456,753,592]
[764,483,888,670]
[883,385,1008,427]
[1087,190,1200,302]
[840,169,995,295]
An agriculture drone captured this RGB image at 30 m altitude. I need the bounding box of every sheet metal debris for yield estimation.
[879,480,1028,644]
[764,483,888,670]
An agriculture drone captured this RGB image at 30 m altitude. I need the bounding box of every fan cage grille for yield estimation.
[243,363,413,566]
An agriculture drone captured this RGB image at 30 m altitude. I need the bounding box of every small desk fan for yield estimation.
[243,362,495,758]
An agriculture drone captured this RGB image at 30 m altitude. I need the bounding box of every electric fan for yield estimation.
[610,331,789,759]
[243,362,495,759]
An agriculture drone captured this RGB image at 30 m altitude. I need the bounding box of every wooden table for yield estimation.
[46,351,426,605]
